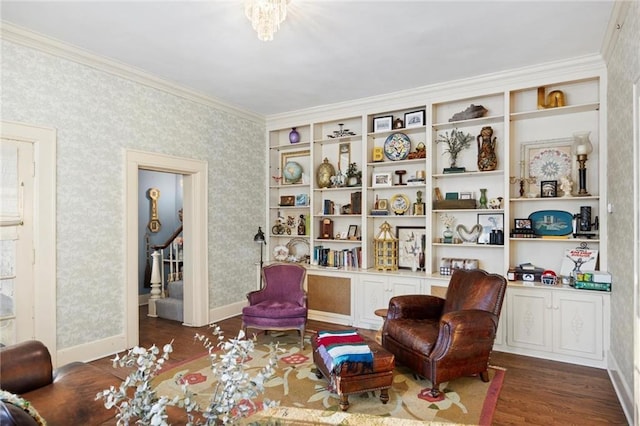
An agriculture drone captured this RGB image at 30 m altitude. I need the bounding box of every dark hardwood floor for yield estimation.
[91,306,628,425]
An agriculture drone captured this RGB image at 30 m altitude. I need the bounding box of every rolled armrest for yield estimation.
[430,310,499,361]
[387,295,445,320]
[0,340,53,394]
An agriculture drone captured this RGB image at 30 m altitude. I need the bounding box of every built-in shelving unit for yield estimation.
[264,68,609,368]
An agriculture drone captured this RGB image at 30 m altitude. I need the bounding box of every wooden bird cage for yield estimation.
[374,221,398,271]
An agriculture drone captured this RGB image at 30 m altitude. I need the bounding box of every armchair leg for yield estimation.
[480,370,490,382]
[299,327,305,349]
[429,387,440,398]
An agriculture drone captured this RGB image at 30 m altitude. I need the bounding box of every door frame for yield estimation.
[125,149,208,348]
[1,121,56,363]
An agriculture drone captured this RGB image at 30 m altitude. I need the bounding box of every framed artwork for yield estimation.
[514,218,533,230]
[281,149,310,185]
[521,137,574,183]
[373,116,393,133]
[372,172,392,187]
[295,193,309,206]
[477,213,504,244]
[377,199,389,210]
[396,226,427,269]
[540,180,558,198]
[348,225,358,239]
[404,110,425,128]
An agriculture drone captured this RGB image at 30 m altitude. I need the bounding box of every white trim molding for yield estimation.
[125,149,209,348]
[0,121,57,365]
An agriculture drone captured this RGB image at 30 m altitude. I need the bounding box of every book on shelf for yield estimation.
[560,247,598,277]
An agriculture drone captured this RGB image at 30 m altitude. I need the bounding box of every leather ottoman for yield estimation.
[312,333,395,411]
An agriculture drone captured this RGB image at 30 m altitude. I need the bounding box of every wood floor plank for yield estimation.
[90,307,628,425]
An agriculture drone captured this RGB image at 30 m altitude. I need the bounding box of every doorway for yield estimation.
[125,149,208,348]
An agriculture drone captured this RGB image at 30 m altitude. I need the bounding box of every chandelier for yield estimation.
[245,0,288,41]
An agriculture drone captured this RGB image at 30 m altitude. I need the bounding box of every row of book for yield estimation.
[313,246,362,268]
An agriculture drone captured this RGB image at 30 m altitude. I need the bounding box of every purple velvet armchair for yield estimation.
[242,263,308,348]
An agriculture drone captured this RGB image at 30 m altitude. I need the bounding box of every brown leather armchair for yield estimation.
[382,269,507,397]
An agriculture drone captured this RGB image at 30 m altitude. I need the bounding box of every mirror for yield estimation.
[339,143,350,172]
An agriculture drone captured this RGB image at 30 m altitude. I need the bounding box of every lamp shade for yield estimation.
[374,221,398,271]
[254,226,266,243]
[573,131,593,156]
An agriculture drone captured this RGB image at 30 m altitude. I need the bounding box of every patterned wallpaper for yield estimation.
[606,1,639,390]
[0,40,266,348]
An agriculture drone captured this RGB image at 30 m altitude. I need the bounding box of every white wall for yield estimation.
[0,39,266,350]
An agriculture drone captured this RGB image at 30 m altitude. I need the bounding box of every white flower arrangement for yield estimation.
[97,325,280,426]
[440,213,456,229]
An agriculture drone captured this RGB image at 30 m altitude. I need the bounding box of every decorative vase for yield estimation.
[479,188,488,209]
[289,127,300,144]
[411,256,418,272]
[477,126,497,171]
[443,227,454,244]
[316,158,336,189]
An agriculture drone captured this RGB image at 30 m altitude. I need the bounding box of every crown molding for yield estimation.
[1,22,265,124]
[266,54,605,129]
[601,0,632,62]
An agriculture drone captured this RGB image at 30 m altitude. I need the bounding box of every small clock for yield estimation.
[390,194,410,215]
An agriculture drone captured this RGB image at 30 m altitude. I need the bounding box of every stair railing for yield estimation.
[148,225,183,317]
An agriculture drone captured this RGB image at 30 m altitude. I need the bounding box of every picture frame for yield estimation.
[281,149,310,185]
[347,225,358,239]
[373,115,393,133]
[279,195,295,206]
[521,137,575,184]
[377,199,389,210]
[396,226,427,269]
[540,180,558,198]
[372,172,392,187]
[295,193,309,206]
[514,218,533,230]
[404,110,425,128]
[459,191,473,200]
[477,213,504,244]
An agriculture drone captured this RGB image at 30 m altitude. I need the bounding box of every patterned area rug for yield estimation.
[153,331,505,425]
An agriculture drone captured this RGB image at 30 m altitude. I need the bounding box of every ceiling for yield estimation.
[1,1,615,117]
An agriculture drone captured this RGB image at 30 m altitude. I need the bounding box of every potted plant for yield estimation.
[436,129,473,172]
[345,162,362,187]
[97,326,279,425]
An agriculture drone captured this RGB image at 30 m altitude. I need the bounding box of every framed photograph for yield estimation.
[279,195,295,206]
[396,226,427,269]
[295,193,309,206]
[348,225,358,239]
[521,137,574,183]
[281,149,310,185]
[404,110,425,128]
[372,172,392,187]
[377,199,389,210]
[477,213,504,244]
[540,180,558,198]
[459,191,473,200]
[373,115,393,133]
[514,218,533,230]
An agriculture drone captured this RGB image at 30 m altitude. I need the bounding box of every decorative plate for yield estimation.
[383,133,411,161]
[528,210,574,236]
[273,245,289,261]
[390,194,410,215]
[528,148,572,181]
[286,237,310,262]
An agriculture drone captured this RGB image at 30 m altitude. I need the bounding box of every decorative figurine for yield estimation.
[477,126,497,172]
[298,214,306,235]
[449,104,487,122]
[560,175,573,197]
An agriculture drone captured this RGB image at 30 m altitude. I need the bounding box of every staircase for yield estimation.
[155,280,184,322]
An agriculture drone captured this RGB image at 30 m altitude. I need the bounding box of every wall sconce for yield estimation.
[573,131,593,196]
[254,226,266,286]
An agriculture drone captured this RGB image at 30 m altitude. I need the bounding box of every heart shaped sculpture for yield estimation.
[456,224,482,243]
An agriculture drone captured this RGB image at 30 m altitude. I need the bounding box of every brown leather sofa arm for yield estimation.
[0,340,53,394]
[430,309,499,361]
[387,295,445,320]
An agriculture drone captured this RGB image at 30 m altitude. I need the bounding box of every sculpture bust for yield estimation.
[560,176,573,197]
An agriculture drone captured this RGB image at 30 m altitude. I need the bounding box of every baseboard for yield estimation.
[55,334,126,367]
[208,300,245,324]
[139,293,150,306]
[607,350,634,425]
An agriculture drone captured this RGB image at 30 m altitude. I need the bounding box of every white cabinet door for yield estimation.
[389,276,423,298]
[358,274,389,324]
[553,291,603,360]
[507,288,553,352]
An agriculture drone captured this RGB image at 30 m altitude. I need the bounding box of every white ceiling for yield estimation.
[1,1,615,117]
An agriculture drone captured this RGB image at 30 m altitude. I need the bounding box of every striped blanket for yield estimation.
[316,330,373,372]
